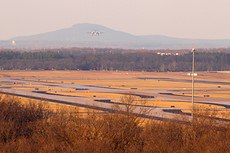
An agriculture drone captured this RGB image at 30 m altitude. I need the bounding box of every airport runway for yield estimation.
[1,77,230,122]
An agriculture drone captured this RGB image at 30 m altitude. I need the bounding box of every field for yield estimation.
[0,70,230,121]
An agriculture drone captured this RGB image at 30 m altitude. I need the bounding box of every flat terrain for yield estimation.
[0,70,230,121]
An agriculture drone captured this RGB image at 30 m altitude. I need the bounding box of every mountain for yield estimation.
[1,23,230,49]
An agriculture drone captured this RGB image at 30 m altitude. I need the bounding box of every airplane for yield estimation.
[88,30,103,36]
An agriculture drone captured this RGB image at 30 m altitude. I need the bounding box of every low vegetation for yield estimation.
[1,94,230,153]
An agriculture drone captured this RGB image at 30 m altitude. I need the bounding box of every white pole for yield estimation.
[192,48,195,120]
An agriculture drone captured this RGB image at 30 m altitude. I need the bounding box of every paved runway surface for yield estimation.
[1,77,230,122]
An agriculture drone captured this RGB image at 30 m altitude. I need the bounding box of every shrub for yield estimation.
[0,94,230,153]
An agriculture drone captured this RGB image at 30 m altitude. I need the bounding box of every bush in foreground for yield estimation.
[0,94,230,153]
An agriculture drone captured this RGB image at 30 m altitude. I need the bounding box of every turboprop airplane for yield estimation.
[88,30,103,36]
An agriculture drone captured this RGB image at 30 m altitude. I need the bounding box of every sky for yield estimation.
[1,0,230,40]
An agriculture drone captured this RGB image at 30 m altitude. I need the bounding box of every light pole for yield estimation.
[191,48,195,120]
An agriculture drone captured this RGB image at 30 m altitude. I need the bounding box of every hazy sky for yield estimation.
[1,0,230,40]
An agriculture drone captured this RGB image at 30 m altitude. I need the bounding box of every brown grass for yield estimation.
[1,70,230,83]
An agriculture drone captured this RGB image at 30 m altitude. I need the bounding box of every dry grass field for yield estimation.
[1,70,230,82]
[177,92,230,98]
[46,91,140,99]
[112,99,225,109]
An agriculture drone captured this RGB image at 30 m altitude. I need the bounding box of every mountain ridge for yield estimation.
[1,23,230,49]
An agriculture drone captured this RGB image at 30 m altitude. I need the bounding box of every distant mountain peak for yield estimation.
[1,23,230,49]
[72,23,109,30]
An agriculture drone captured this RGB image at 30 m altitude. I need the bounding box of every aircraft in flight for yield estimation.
[88,30,103,36]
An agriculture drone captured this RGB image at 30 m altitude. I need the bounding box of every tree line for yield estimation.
[0,49,229,71]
